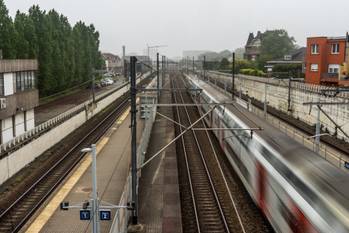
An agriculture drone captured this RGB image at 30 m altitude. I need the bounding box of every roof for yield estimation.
[307,36,347,41]
[245,31,263,47]
[266,47,306,64]
[102,53,121,61]
[290,47,306,61]
[0,60,38,73]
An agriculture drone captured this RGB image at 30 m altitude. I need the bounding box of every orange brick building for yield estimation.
[305,36,349,86]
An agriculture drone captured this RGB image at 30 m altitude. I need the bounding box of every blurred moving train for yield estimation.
[185,75,349,233]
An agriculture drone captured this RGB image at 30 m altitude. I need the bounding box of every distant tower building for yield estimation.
[244,31,263,61]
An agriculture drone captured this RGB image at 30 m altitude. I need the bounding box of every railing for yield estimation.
[321,73,338,82]
[0,72,150,156]
[321,73,338,79]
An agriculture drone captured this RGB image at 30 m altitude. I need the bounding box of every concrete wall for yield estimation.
[15,112,25,136]
[208,71,349,142]
[1,117,13,143]
[0,75,148,185]
[26,109,35,130]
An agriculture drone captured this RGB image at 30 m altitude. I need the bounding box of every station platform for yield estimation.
[138,77,182,233]
[23,106,144,233]
[35,80,125,125]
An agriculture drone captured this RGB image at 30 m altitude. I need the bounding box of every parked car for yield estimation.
[101,78,114,86]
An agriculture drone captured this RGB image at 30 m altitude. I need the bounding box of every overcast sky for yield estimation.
[4,0,349,58]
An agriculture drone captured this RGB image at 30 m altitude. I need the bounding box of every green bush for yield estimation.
[240,68,266,77]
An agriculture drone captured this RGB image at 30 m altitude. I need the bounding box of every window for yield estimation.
[284,55,292,61]
[311,44,319,54]
[328,64,340,73]
[16,72,21,91]
[310,64,318,72]
[21,72,25,91]
[15,71,35,91]
[331,43,340,54]
[0,74,4,96]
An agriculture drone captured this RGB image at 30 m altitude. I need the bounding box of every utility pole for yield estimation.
[186,56,189,74]
[162,55,165,88]
[122,46,126,79]
[91,144,99,233]
[287,76,292,112]
[264,81,268,118]
[203,55,206,82]
[92,74,96,103]
[232,52,235,100]
[130,56,138,224]
[315,96,321,153]
[192,56,195,73]
[157,53,160,100]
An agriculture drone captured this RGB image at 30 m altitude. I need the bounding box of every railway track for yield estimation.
[0,77,152,233]
[172,74,246,233]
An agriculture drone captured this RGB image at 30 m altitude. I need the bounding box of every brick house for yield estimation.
[305,35,349,86]
[244,31,263,61]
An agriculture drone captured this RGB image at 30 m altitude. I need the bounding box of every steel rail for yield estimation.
[171,77,201,233]
[182,75,247,233]
[176,77,230,233]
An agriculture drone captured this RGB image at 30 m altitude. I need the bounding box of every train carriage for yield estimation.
[185,75,349,233]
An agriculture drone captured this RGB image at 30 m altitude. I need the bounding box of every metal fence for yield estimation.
[248,102,349,172]
[206,71,349,142]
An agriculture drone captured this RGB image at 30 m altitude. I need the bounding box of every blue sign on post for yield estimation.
[344,161,349,169]
[80,210,91,220]
[99,209,111,221]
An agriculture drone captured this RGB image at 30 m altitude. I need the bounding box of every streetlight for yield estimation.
[81,145,99,233]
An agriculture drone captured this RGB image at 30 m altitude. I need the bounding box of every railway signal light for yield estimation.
[60,202,69,210]
[82,201,90,209]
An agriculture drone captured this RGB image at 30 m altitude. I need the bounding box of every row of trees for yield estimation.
[0,1,103,96]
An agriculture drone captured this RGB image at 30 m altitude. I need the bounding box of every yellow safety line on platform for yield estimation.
[117,107,131,125]
[25,107,130,233]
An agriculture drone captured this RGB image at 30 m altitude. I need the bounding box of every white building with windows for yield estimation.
[0,59,39,143]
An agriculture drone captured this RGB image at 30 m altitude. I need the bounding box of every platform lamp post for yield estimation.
[81,145,99,233]
[203,55,206,82]
[162,55,165,89]
[130,56,138,225]
[157,53,160,100]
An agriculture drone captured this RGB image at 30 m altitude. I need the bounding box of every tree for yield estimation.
[258,29,296,68]
[219,58,230,70]
[0,0,16,58]
[1,1,103,96]
[14,11,37,59]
